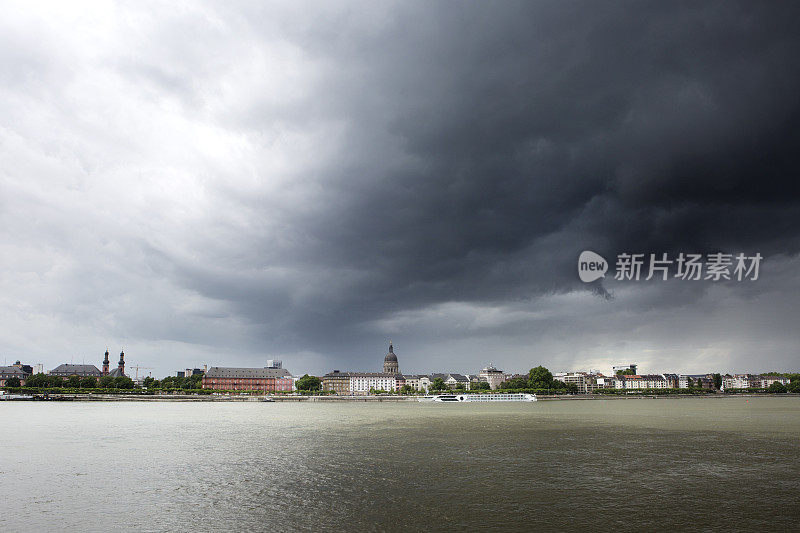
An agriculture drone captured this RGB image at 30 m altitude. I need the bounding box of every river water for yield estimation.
[1,397,799,531]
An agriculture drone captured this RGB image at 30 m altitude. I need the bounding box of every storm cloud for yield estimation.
[1,1,798,376]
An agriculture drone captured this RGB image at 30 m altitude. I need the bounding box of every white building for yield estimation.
[445,373,471,389]
[721,374,790,390]
[722,374,758,389]
[418,376,431,392]
[759,376,790,388]
[677,374,713,388]
[349,373,400,393]
[403,375,423,391]
[478,365,509,390]
[621,375,669,389]
[553,372,599,393]
[595,375,622,389]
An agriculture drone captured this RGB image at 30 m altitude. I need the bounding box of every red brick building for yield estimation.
[202,366,293,392]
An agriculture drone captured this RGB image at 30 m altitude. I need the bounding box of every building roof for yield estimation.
[108,367,125,378]
[50,364,102,377]
[446,373,470,382]
[0,366,30,377]
[205,366,292,379]
[623,374,666,380]
[323,370,351,378]
[322,371,401,378]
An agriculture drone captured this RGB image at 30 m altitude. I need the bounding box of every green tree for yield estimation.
[712,373,722,390]
[431,378,447,391]
[80,376,97,389]
[24,373,48,388]
[616,368,636,376]
[767,381,787,393]
[788,381,800,393]
[115,376,135,389]
[26,373,62,388]
[5,376,21,387]
[189,373,204,388]
[500,376,528,389]
[472,381,491,390]
[296,374,321,391]
[454,383,466,391]
[142,376,155,388]
[400,384,414,394]
[66,375,82,388]
[528,366,554,389]
[99,376,115,388]
[163,376,189,389]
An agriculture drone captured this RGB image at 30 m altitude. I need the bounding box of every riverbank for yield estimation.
[3,392,798,402]
[0,393,419,402]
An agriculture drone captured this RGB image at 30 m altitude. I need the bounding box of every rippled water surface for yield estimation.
[2,397,799,531]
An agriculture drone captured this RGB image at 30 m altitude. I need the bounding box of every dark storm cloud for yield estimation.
[2,1,799,374]
[169,1,800,344]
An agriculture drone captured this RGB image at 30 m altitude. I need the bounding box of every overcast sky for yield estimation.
[1,1,799,378]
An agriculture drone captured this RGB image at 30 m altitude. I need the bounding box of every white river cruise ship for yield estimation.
[419,393,537,402]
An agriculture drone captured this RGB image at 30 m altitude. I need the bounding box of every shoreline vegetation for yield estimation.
[3,365,798,401]
[2,389,799,402]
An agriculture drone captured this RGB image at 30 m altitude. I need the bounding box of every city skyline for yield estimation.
[1,2,799,378]
[3,340,794,381]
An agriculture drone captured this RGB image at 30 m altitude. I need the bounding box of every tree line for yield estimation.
[497,366,580,393]
[142,373,204,390]
[17,373,135,389]
[5,368,800,394]
[5,372,201,391]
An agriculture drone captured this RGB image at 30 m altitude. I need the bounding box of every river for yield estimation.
[1,397,799,531]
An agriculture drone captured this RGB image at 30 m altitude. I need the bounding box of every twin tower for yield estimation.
[102,349,126,377]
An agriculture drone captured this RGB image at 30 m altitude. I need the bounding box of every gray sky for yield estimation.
[1,1,799,378]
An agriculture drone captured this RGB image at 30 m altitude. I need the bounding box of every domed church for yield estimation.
[383,341,400,374]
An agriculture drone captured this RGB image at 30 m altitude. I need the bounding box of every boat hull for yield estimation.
[419,393,537,402]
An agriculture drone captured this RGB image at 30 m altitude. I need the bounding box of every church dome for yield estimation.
[384,342,397,362]
[383,341,400,374]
